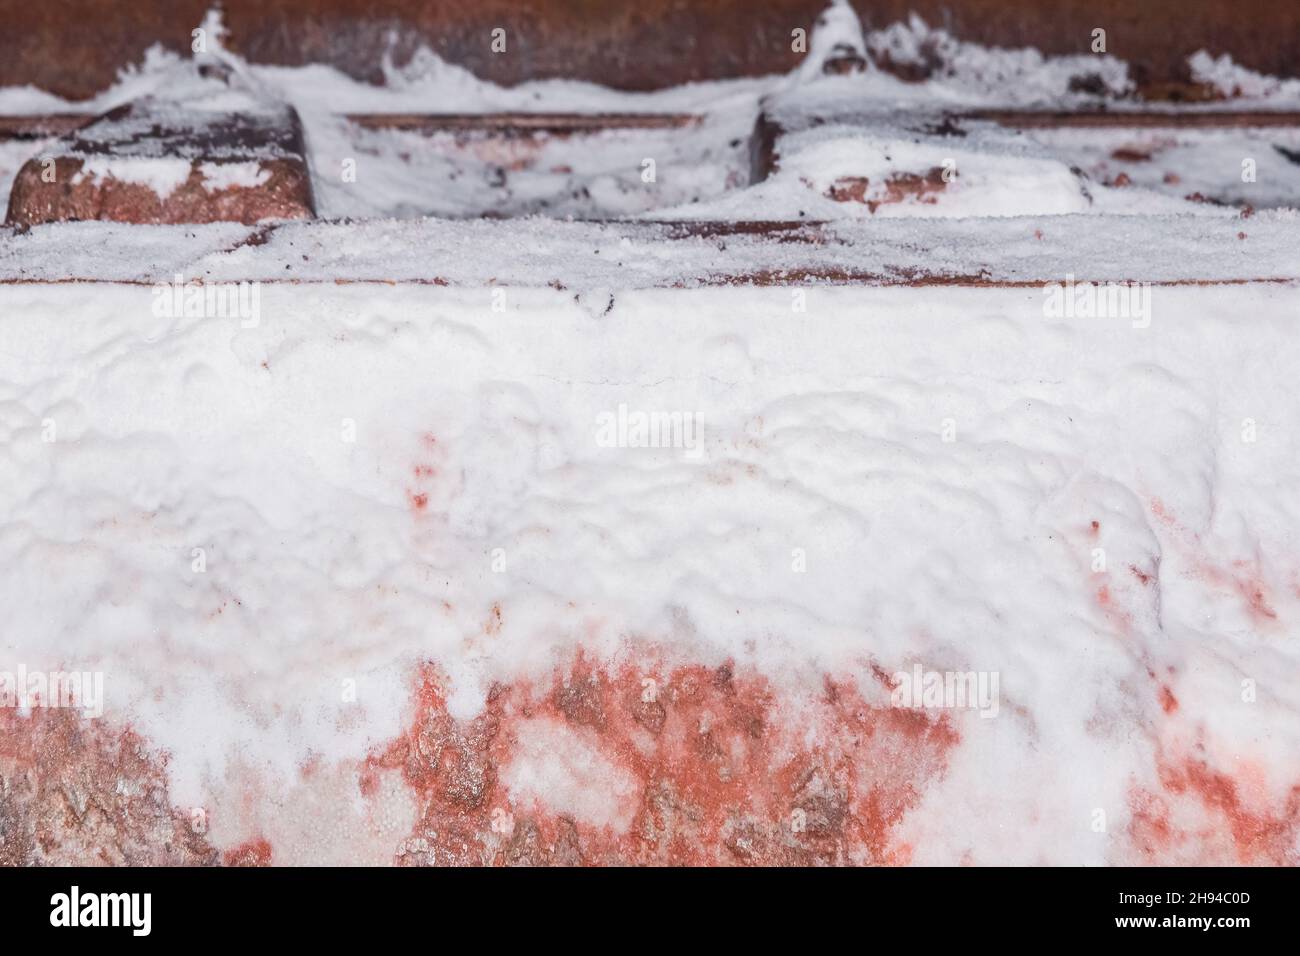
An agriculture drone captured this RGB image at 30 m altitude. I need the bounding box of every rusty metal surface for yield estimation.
[0,114,96,139]
[1,111,704,142]
[965,110,1300,129]
[1,1,1296,101]
[5,101,316,225]
[6,156,314,225]
[12,108,1300,148]
[348,112,702,134]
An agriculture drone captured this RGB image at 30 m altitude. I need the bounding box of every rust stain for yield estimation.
[361,655,959,865]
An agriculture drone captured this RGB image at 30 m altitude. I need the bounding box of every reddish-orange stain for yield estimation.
[1127,787,1175,858]
[1145,497,1282,626]
[1158,685,1178,714]
[1129,564,1151,586]
[223,837,273,867]
[1234,576,1277,622]
[1092,579,1137,637]
[362,656,959,865]
[1197,561,1280,627]
[1165,758,1299,863]
[404,429,450,518]
[1149,497,1174,526]
[0,707,217,865]
[1129,755,1300,864]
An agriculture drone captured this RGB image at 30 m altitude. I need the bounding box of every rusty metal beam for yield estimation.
[0,114,97,139]
[966,110,1300,129]
[347,112,702,134]
[9,106,1297,146]
[1,1,1298,101]
[0,112,705,143]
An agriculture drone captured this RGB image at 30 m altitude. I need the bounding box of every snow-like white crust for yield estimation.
[1,5,1297,865]
[0,280,1297,865]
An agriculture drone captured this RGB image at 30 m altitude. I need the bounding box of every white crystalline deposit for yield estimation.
[1187,50,1300,101]
[74,157,195,198]
[502,719,640,830]
[863,14,1134,105]
[0,280,1297,862]
[199,162,272,193]
[4,215,1299,286]
[658,116,1096,221]
[0,1,1298,865]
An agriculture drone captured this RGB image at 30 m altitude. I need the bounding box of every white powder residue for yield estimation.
[1187,50,1300,100]
[1,280,1298,866]
[199,161,271,192]
[1,2,1298,866]
[663,128,1092,221]
[75,156,193,199]
[501,719,639,831]
[864,14,1134,105]
[7,214,1298,287]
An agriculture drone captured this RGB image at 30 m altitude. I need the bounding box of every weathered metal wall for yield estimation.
[3,0,1296,100]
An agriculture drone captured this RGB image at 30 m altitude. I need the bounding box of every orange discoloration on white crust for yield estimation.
[1127,751,1300,865]
[361,655,960,865]
[1145,497,1282,628]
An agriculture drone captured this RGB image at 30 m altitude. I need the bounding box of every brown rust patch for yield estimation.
[824,168,948,212]
[5,100,315,226]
